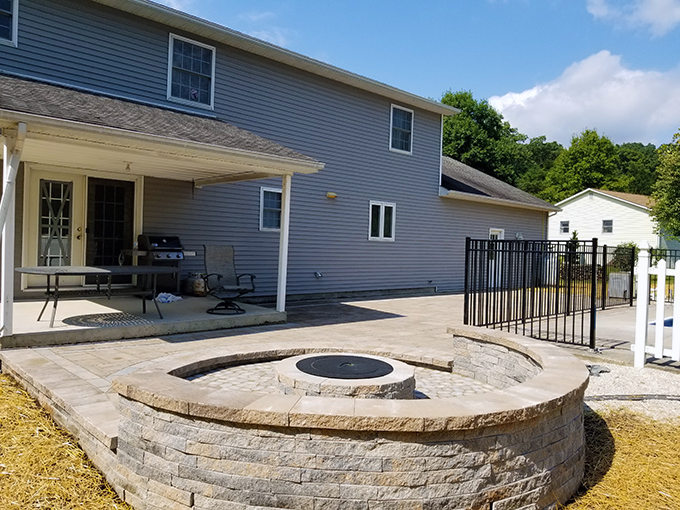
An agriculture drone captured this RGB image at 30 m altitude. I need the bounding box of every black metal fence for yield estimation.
[464,238,636,347]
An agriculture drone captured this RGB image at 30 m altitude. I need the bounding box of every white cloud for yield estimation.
[156,0,194,12]
[239,11,276,23]
[489,50,680,146]
[248,28,295,48]
[586,0,680,36]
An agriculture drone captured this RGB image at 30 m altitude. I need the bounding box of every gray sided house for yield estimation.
[0,0,554,328]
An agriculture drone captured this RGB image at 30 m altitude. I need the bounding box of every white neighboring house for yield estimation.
[548,188,680,250]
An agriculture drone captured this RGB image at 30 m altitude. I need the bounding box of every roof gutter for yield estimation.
[91,0,459,117]
[439,187,561,213]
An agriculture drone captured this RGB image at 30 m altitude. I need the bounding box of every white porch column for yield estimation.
[276,174,292,312]
[1,123,26,337]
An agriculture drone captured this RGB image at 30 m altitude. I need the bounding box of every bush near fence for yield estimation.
[559,263,603,282]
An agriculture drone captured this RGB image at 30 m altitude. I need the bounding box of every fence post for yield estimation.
[672,261,680,361]
[629,245,635,307]
[654,258,667,359]
[589,238,598,350]
[601,244,607,310]
[634,243,651,368]
[463,237,470,325]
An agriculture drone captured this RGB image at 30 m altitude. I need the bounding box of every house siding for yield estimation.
[548,191,659,248]
[7,0,549,297]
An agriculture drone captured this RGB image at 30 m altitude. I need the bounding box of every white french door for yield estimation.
[25,170,86,288]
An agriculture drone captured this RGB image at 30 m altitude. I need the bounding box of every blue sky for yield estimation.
[160,0,680,147]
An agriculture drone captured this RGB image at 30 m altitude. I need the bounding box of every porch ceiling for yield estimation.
[0,74,324,185]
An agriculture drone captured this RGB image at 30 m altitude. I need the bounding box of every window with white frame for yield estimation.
[260,187,282,231]
[390,105,413,154]
[602,219,613,233]
[560,221,569,234]
[369,201,395,241]
[0,0,18,46]
[167,34,215,109]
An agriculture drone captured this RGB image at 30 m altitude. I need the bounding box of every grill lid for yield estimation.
[138,235,184,251]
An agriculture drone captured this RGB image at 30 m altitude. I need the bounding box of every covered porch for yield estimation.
[0,74,324,344]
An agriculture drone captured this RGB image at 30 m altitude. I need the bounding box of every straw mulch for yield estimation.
[3,370,680,510]
[0,373,130,509]
[565,407,680,509]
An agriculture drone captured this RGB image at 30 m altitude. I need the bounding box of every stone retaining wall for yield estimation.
[451,332,542,388]
[111,327,589,510]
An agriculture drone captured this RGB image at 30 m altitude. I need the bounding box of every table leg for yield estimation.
[49,275,60,328]
[152,273,163,319]
[37,275,52,321]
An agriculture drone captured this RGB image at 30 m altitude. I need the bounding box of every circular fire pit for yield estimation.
[112,328,589,510]
[276,352,415,399]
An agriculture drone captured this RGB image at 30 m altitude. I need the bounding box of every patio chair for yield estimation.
[202,245,256,315]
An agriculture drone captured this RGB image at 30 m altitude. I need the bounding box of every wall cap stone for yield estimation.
[112,327,589,432]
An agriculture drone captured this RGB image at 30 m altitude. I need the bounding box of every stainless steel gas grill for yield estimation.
[137,234,185,293]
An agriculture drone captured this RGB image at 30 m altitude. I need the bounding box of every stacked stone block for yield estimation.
[451,334,541,388]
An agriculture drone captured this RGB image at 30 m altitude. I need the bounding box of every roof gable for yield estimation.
[557,188,653,211]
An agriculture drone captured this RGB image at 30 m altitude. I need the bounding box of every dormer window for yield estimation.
[167,34,215,109]
[0,0,18,47]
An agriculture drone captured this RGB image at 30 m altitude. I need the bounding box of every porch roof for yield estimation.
[0,74,324,185]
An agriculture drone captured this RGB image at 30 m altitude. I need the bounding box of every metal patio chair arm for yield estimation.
[236,273,256,291]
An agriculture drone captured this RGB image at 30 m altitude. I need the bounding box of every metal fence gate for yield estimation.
[463,238,636,347]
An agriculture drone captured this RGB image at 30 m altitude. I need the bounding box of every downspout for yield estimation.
[1,122,26,337]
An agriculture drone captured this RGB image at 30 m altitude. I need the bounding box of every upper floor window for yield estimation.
[602,220,613,233]
[167,34,215,109]
[0,0,18,47]
[260,187,282,231]
[560,221,569,234]
[369,201,395,241]
[390,105,413,154]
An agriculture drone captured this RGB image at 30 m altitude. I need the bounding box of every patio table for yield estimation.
[15,265,180,328]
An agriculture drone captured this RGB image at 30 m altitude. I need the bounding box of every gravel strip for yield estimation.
[584,361,680,421]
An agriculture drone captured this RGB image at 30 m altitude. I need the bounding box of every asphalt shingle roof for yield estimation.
[590,189,653,209]
[440,156,558,211]
[0,73,318,164]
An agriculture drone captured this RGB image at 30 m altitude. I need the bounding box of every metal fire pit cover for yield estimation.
[296,355,394,379]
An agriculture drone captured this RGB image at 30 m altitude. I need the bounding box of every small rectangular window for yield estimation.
[390,105,413,154]
[602,220,613,233]
[0,0,18,46]
[560,221,569,234]
[369,201,396,241]
[167,34,215,109]
[260,187,282,231]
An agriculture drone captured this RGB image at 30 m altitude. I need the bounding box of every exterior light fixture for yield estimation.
[326,192,337,199]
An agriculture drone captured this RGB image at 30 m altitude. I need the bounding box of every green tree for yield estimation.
[539,129,625,203]
[651,131,680,239]
[516,136,564,196]
[441,90,530,185]
[617,142,658,195]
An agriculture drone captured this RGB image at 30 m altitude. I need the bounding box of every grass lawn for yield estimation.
[1,373,679,509]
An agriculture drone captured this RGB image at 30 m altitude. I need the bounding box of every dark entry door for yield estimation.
[86,178,135,284]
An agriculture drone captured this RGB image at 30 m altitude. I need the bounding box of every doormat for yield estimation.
[62,312,153,328]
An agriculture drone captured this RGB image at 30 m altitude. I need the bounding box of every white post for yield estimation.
[276,174,292,312]
[1,125,26,337]
[634,243,651,368]
[654,258,667,359]
[673,261,680,361]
